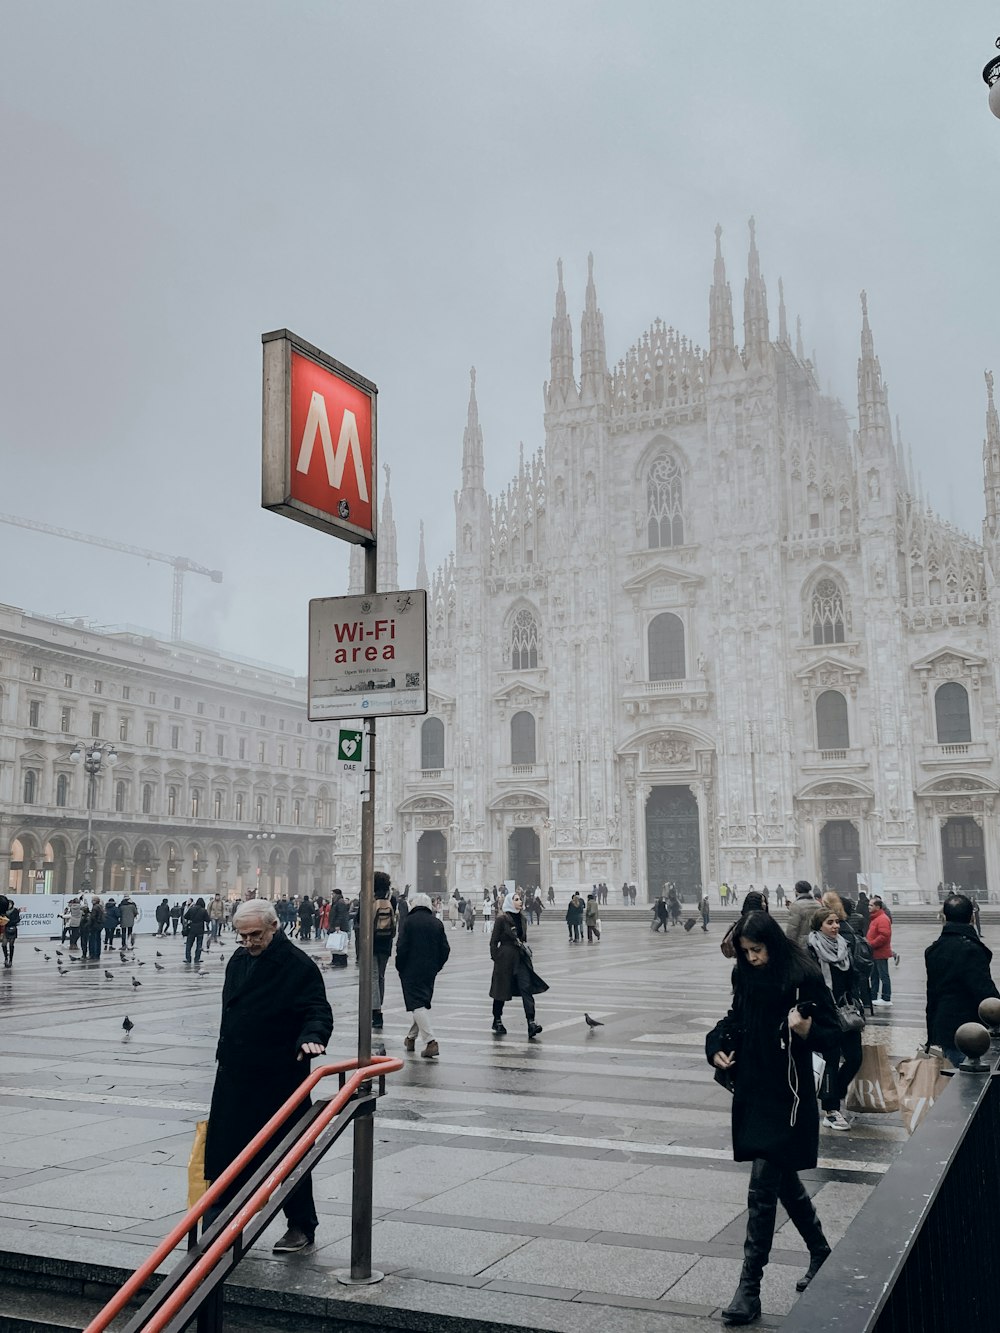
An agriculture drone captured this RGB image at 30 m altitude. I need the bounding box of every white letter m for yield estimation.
[296,392,369,502]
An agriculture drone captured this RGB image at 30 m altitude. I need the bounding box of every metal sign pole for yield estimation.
[339,541,381,1285]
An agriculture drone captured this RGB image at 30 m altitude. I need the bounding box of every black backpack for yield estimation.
[845,924,874,979]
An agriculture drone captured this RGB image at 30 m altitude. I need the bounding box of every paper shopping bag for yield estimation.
[187,1119,209,1208]
[896,1049,951,1134]
[846,1042,900,1114]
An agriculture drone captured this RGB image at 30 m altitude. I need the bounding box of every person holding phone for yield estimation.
[706,911,839,1324]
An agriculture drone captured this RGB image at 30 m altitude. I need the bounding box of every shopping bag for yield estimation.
[896,1049,951,1134]
[329,928,349,954]
[846,1043,900,1114]
[594,918,602,940]
[187,1120,209,1208]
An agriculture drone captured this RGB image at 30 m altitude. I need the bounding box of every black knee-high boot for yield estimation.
[722,1159,779,1326]
[779,1171,831,1291]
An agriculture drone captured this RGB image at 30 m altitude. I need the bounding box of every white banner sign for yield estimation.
[5,893,211,939]
[308,589,428,720]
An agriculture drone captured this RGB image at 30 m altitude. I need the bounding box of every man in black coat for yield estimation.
[394,892,450,1058]
[926,893,1000,1068]
[205,900,333,1254]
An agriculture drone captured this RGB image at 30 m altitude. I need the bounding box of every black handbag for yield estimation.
[836,998,865,1033]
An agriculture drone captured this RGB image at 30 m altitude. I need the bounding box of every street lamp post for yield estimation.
[246,826,276,898]
[69,741,118,893]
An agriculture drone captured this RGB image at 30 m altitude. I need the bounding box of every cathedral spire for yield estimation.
[708,223,735,361]
[549,258,576,397]
[579,251,607,401]
[857,290,891,439]
[777,277,788,345]
[462,366,485,492]
[376,463,398,591]
[795,314,804,362]
[415,519,429,591]
[743,216,770,357]
[985,369,1000,539]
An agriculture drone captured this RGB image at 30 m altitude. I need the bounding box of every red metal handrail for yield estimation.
[84,1054,402,1333]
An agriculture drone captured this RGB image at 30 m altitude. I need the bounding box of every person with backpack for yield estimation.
[371,871,397,1031]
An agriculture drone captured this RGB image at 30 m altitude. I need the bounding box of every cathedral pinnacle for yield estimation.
[580,251,607,401]
[376,462,398,591]
[778,277,788,345]
[416,519,429,591]
[709,223,735,360]
[549,258,576,399]
[857,290,891,447]
[743,216,770,357]
[984,370,1000,539]
[462,365,485,491]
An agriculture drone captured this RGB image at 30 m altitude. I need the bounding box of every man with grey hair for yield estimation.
[204,899,333,1253]
[394,892,450,1058]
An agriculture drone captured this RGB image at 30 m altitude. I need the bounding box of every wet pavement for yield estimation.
[0,912,980,1330]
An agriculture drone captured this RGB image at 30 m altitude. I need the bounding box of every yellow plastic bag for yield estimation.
[187,1120,209,1208]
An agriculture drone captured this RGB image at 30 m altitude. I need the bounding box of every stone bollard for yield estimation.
[978,996,1000,1038]
[955,1021,992,1073]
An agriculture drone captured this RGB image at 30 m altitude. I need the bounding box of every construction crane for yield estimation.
[0,512,223,642]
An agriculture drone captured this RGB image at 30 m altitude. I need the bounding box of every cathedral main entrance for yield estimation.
[417,830,448,895]
[820,820,860,898]
[645,786,701,903]
[507,827,540,890]
[941,817,987,898]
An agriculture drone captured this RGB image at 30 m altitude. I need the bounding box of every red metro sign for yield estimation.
[261,329,377,543]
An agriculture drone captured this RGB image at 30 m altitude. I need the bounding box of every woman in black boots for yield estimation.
[706,911,838,1325]
[489,892,548,1039]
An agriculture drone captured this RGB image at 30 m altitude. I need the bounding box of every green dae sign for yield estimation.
[337,728,363,771]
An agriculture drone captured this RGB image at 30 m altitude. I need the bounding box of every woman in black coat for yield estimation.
[395,893,450,1058]
[706,911,839,1325]
[808,905,864,1132]
[490,892,548,1039]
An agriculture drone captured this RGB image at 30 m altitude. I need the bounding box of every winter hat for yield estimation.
[410,892,433,911]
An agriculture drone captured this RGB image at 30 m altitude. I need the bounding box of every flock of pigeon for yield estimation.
[30,939,227,1044]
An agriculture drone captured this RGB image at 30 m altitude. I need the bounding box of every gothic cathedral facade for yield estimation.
[356,222,1000,904]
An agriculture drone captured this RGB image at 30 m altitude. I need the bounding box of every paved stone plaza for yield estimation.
[0,912,973,1331]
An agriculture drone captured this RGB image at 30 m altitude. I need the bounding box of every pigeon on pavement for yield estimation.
[122,1015,134,1043]
[131,976,142,988]
[584,1013,604,1028]
[104,970,115,980]
[156,951,163,957]
[154,962,165,971]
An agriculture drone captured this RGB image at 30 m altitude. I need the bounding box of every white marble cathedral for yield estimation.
[350,221,1000,905]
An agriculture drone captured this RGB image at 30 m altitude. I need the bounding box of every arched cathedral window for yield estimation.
[811,578,846,645]
[935,683,971,745]
[648,613,685,682]
[421,717,445,770]
[647,455,684,549]
[510,608,539,670]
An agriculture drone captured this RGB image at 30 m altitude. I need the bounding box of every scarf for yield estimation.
[808,929,849,991]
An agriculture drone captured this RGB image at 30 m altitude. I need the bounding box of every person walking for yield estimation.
[85,897,105,961]
[667,887,682,929]
[370,871,397,1031]
[699,892,711,932]
[807,905,863,1132]
[585,892,601,943]
[205,900,332,1255]
[925,893,1000,1068]
[0,896,20,968]
[707,911,838,1324]
[653,896,668,931]
[482,892,493,936]
[297,896,315,942]
[103,898,120,950]
[866,897,893,1006]
[184,897,209,964]
[395,892,450,1059]
[65,897,83,949]
[208,893,225,945]
[775,884,785,908]
[463,897,475,931]
[566,891,584,943]
[547,885,555,907]
[490,891,547,1039]
[119,895,138,949]
[169,901,182,935]
[155,898,171,936]
[784,880,817,947]
[447,892,460,930]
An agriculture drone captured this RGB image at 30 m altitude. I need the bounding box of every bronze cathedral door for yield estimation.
[645,785,701,903]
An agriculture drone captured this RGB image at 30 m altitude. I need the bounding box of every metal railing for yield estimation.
[84,1054,401,1333]
[781,1046,1000,1332]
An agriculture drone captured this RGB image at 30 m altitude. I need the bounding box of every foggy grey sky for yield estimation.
[2,3,998,674]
